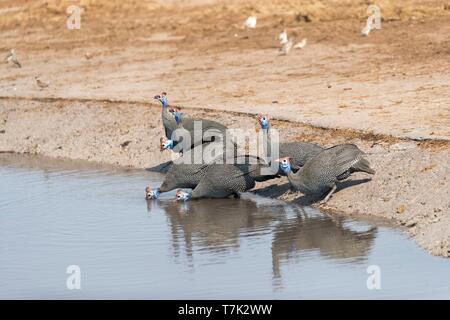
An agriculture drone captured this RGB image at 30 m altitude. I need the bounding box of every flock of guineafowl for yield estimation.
[145,92,375,203]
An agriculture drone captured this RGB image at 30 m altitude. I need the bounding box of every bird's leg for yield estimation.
[319,185,337,205]
[233,193,241,199]
[285,184,299,196]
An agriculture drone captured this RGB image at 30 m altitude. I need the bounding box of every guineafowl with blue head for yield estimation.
[276,144,375,203]
[154,92,231,153]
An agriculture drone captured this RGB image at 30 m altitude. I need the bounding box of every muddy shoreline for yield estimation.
[1,97,448,258]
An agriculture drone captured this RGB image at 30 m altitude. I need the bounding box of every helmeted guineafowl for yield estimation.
[160,107,236,157]
[154,93,230,153]
[146,163,209,199]
[174,165,253,201]
[146,150,276,199]
[146,139,230,199]
[174,155,277,200]
[154,92,177,140]
[257,114,323,170]
[276,144,375,203]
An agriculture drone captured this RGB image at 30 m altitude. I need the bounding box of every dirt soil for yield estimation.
[0,0,449,257]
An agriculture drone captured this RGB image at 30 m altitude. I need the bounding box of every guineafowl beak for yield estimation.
[145,186,160,199]
[160,137,166,152]
[160,137,174,151]
[275,157,291,173]
[154,93,168,107]
[175,190,190,202]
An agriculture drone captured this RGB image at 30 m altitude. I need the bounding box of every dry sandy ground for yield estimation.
[0,0,449,256]
[1,0,449,140]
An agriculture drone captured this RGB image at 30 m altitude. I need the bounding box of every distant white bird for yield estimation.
[35,75,49,89]
[278,30,306,54]
[5,49,21,68]
[280,38,293,55]
[361,19,373,36]
[293,38,307,49]
[279,29,288,45]
[244,16,257,29]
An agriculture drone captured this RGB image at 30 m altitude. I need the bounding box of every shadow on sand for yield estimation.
[256,178,372,206]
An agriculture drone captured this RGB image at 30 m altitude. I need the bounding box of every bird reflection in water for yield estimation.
[270,206,377,290]
[146,196,377,290]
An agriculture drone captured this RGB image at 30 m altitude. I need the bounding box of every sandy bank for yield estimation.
[1,1,449,142]
[1,97,448,258]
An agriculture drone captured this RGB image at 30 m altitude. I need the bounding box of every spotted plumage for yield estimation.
[147,140,226,198]
[278,144,375,203]
[173,155,277,200]
[154,92,229,153]
[189,164,256,199]
[257,114,323,171]
[279,141,323,167]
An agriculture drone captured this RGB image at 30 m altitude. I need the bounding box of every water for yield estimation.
[0,154,449,299]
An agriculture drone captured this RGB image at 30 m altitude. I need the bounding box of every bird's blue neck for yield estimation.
[160,98,168,108]
[280,163,291,174]
[174,113,182,124]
